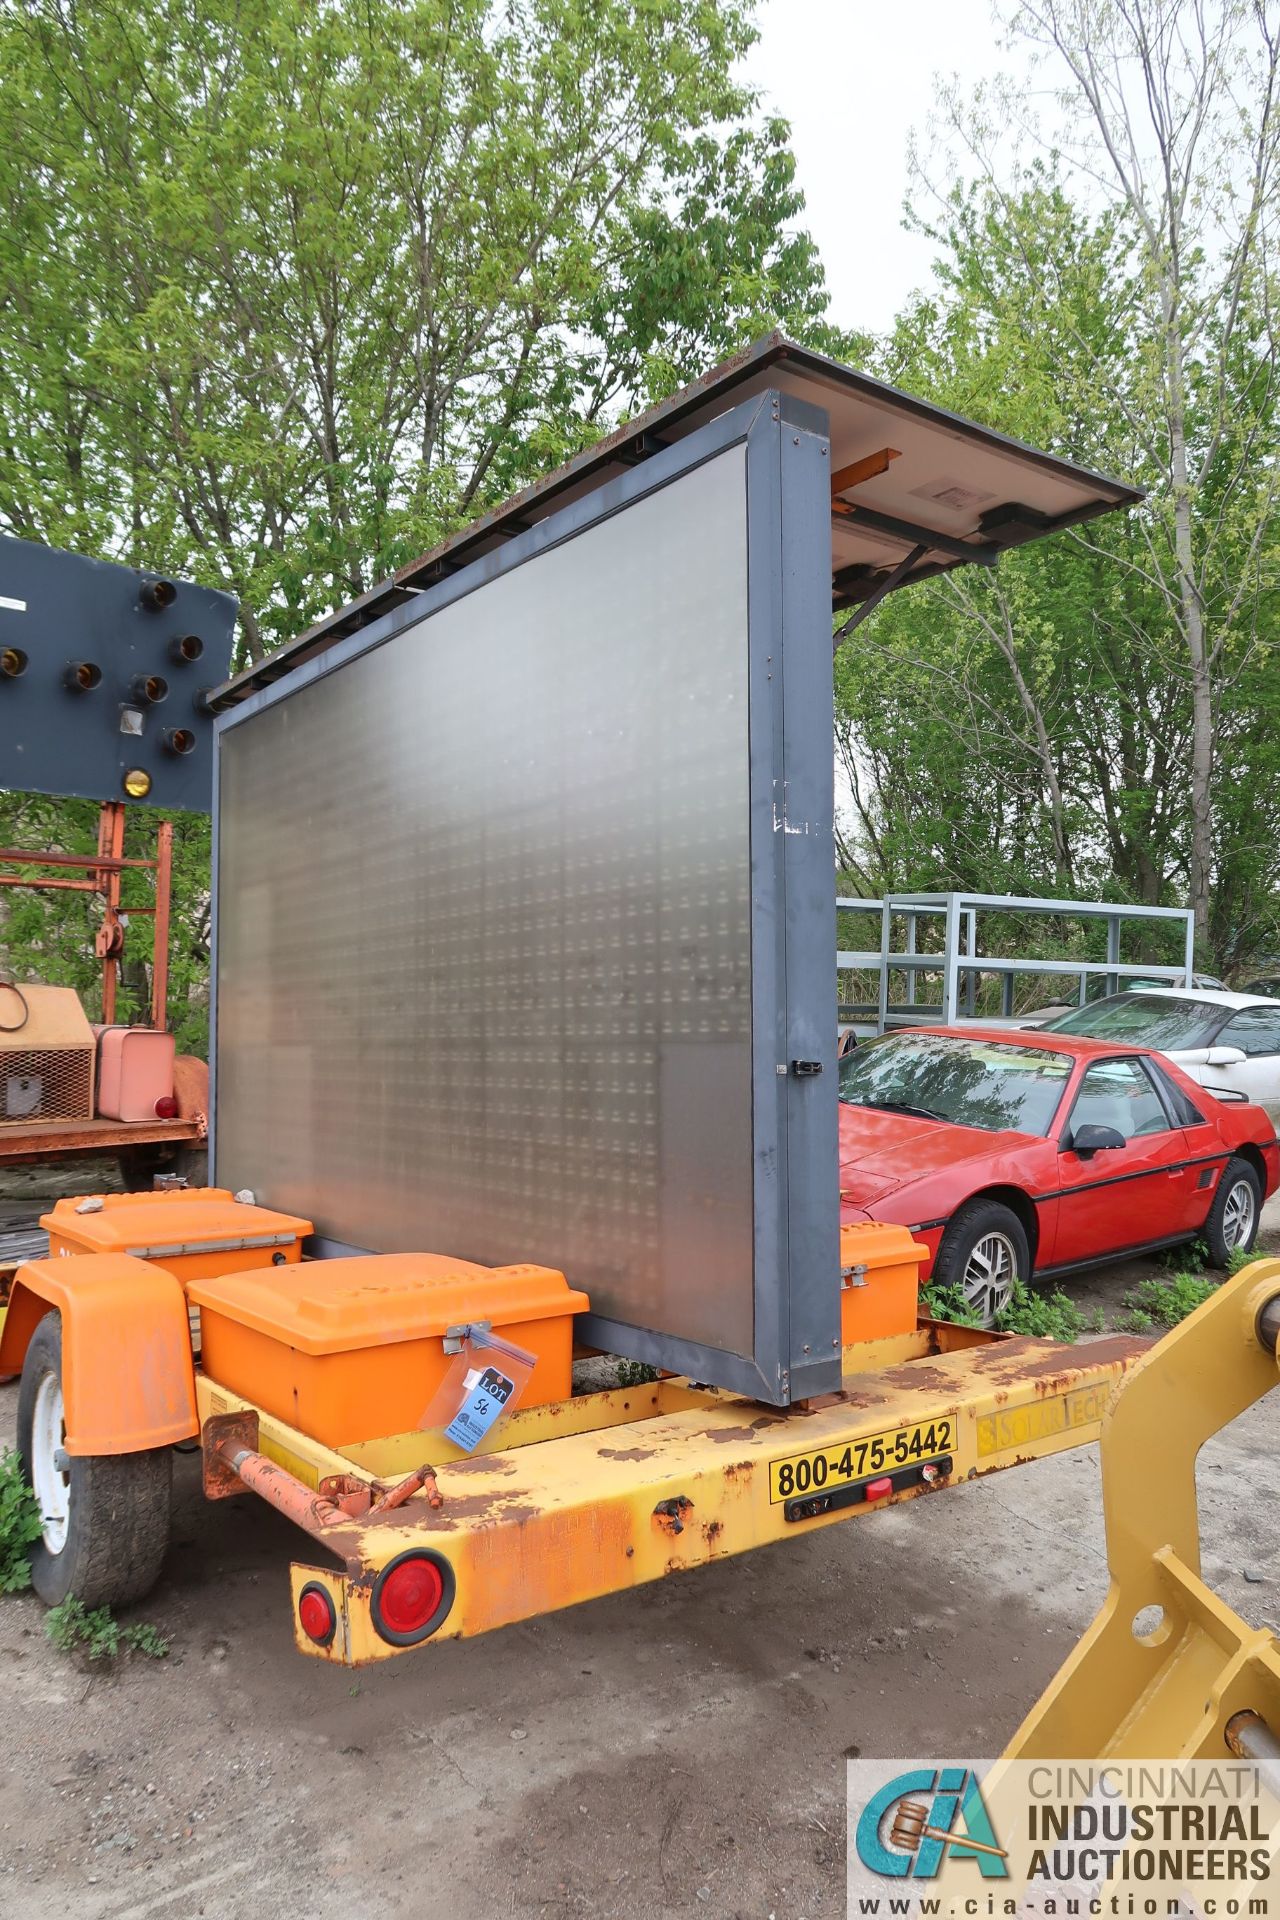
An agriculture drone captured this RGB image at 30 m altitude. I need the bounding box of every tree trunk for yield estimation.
[1167,326,1213,941]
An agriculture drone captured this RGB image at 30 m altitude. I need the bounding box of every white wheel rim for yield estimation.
[961,1231,1018,1324]
[1222,1179,1256,1251]
[31,1370,70,1555]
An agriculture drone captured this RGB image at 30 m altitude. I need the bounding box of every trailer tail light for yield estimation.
[865,1476,894,1501]
[370,1550,454,1646]
[154,1095,179,1118]
[298,1582,337,1647]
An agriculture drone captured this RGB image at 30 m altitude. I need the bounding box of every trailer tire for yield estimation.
[1202,1156,1262,1268]
[933,1199,1029,1327]
[16,1311,172,1609]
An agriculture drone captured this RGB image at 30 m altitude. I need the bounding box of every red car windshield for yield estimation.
[838,1032,1073,1136]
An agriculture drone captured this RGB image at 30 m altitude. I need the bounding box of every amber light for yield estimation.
[162,727,196,756]
[122,767,152,798]
[64,660,102,692]
[1,647,27,678]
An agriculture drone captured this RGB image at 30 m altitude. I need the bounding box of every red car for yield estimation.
[838,1026,1280,1322]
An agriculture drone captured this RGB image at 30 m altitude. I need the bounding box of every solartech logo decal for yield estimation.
[847,1761,1279,1919]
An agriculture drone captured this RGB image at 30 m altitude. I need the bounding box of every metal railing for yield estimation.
[835,891,1196,1032]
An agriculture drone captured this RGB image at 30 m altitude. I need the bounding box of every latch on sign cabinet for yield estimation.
[443,1320,492,1355]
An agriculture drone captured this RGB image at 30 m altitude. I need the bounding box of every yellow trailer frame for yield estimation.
[192,1319,1145,1665]
[1005,1257,1280,1760]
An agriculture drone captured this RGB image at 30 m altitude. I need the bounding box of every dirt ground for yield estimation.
[2,1209,1278,1920]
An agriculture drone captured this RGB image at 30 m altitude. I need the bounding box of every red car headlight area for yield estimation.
[370,1550,455,1646]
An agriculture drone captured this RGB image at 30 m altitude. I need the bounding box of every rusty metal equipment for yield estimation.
[1004,1258,1280,1760]
[0,1193,1150,1667]
[191,1312,1144,1666]
[0,800,173,1029]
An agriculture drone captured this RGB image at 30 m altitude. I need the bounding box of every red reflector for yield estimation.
[865,1475,894,1501]
[378,1555,444,1636]
[154,1095,179,1118]
[298,1583,336,1646]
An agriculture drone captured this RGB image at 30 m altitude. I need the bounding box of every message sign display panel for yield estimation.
[214,398,837,1401]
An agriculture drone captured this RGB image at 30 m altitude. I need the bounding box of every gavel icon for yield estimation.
[890,1798,1009,1862]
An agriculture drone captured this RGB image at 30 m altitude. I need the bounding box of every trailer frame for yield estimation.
[187,1317,1146,1665]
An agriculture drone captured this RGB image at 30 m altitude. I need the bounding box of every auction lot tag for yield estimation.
[420,1328,537,1450]
[768,1416,956,1502]
[444,1363,518,1452]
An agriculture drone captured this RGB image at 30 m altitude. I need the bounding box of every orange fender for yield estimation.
[0,1255,197,1455]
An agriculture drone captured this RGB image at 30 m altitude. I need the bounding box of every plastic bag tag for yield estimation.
[418,1328,536,1452]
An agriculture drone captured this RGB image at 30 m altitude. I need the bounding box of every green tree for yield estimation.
[0,0,842,656]
[0,0,843,1047]
[836,0,1280,970]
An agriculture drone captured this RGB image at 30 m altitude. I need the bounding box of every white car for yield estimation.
[1037,989,1280,1123]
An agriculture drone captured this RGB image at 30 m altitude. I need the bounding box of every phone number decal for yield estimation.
[768,1417,956,1503]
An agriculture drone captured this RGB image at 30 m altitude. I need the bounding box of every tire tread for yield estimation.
[17,1312,171,1609]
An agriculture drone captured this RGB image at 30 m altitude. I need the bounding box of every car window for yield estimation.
[837,1032,1072,1136]
[1069,1058,1171,1141]
[1147,1059,1204,1127]
[1045,993,1223,1050]
[1218,1006,1280,1057]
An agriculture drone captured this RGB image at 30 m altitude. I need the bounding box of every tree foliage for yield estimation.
[0,0,844,654]
[0,0,844,1045]
[837,1,1280,968]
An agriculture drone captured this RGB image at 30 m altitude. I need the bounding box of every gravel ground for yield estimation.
[1,1202,1277,1920]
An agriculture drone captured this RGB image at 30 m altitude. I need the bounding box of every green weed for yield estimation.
[615,1359,659,1388]
[45,1596,169,1661]
[0,1449,42,1594]
[922,1276,1087,1342]
[1118,1270,1219,1333]
[920,1281,982,1327]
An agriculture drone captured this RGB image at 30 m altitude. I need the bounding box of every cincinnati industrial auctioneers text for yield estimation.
[847,1758,1280,1917]
[1024,1767,1273,1887]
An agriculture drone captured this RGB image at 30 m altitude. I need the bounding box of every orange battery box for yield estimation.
[42,1188,313,1290]
[93,1024,176,1122]
[188,1254,591,1447]
[839,1221,930,1345]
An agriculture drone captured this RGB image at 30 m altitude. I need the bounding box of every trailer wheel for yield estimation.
[16,1312,172,1609]
[932,1199,1029,1327]
[1203,1157,1262,1267]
